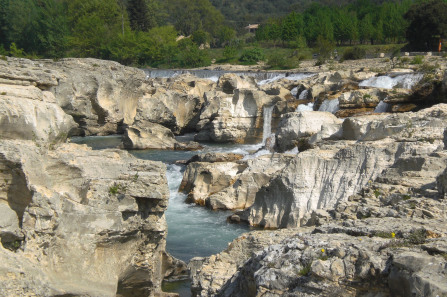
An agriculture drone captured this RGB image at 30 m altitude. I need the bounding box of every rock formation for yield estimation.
[0,140,171,296]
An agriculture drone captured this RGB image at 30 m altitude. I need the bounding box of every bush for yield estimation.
[411,55,424,64]
[239,47,265,64]
[267,52,300,69]
[223,45,237,61]
[177,38,211,68]
[341,46,366,61]
[192,30,210,46]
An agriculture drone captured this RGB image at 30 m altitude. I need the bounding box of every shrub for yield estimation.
[239,47,265,64]
[298,263,312,276]
[411,55,424,64]
[341,46,366,61]
[223,45,237,61]
[177,38,211,68]
[267,52,287,69]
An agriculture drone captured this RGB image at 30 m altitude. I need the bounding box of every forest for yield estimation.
[0,0,446,68]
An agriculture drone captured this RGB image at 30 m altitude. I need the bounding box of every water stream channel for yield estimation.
[71,135,268,296]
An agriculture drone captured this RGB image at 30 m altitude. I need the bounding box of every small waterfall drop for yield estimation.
[298,89,309,100]
[318,99,340,114]
[262,105,274,145]
[359,73,423,89]
[374,100,390,113]
[296,102,314,112]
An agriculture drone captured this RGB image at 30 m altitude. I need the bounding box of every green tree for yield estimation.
[359,13,374,44]
[139,25,178,66]
[177,38,210,67]
[405,0,447,50]
[166,0,223,36]
[66,0,125,58]
[34,0,69,58]
[280,12,303,42]
[127,0,150,31]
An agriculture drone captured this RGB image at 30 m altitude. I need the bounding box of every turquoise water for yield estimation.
[70,135,252,296]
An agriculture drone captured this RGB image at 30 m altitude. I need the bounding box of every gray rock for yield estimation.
[0,140,170,296]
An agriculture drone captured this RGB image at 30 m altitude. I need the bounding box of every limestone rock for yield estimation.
[0,84,77,144]
[246,141,399,228]
[275,111,343,152]
[123,123,178,150]
[337,89,386,109]
[342,104,447,142]
[195,89,279,143]
[207,154,292,210]
[217,73,257,94]
[0,140,170,296]
[179,161,246,206]
[185,153,245,164]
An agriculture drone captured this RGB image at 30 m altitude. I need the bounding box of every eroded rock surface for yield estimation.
[0,140,170,296]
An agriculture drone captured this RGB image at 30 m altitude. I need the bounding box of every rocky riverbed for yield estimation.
[0,55,446,296]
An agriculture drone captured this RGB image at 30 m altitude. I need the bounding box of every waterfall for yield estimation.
[296,102,314,112]
[374,100,390,113]
[298,89,309,100]
[262,105,274,145]
[359,73,423,89]
[318,99,340,114]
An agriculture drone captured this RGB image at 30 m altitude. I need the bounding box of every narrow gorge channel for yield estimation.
[71,135,271,296]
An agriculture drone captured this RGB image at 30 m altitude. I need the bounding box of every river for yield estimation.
[71,135,261,296]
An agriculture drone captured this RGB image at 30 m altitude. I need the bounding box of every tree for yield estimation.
[66,0,126,58]
[280,12,302,42]
[127,0,150,31]
[405,0,447,50]
[34,0,69,58]
[166,0,224,36]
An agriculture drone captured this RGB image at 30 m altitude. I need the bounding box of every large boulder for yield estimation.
[179,161,246,206]
[195,89,279,143]
[244,141,400,229]
[342,104,447,142]
[0,83,76,143]
[0,57,147,136]
[217,73,258,94]
[207,154,292,210]
[275,111,343,152]
[0,140,170,296]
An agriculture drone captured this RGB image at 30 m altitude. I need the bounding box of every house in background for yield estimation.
[245,24,259,33]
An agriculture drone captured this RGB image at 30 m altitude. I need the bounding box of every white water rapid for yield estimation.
[296,102,314,112]
[374,100,391,113]
[359,73,423,89]
[318,99,340,113]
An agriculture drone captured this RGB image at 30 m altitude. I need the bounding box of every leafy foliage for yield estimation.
[405,0,447,50]
[239,47,265,64]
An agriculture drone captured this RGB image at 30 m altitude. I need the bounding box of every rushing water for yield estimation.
[359,73,423,89]
[374,100,391,113]
[70,102,278,296]
[318,98,340,113]
[296,102,314,112]
[144,68,315,86]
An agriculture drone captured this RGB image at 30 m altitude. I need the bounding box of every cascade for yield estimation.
[144,69,315,86]
[296,102,314,112]
[359,73,423,89]
[298,89,309,100]
[318,99,340,114]
[262,105,274,145]
[374,100,390,113]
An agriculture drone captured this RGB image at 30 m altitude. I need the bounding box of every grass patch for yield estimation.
[374,231,395,239]
[109,182,127,195]
[298,263,312,276]
[411,55,424,64]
